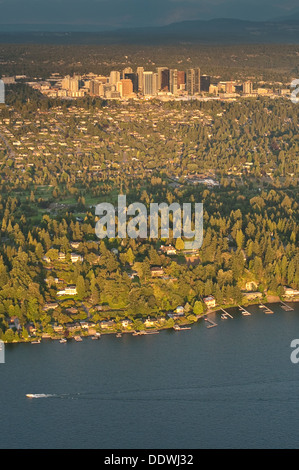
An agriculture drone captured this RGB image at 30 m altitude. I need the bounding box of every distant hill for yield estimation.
[0,18,298,44]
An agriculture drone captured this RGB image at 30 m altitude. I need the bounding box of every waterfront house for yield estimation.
[121,319,133,328]
[53,324,64,333]
[243,292,263,300]
[144,317,157,328]
[245,281,258,291]
[175,306,185,316]
[203,296,216,309]
[283,286,299,298]
[100,320,116,329]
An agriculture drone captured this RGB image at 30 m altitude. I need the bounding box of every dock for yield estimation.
[204,318,217,328]
[220,308,233,319]
[238,305,251,316]
[280,301,294,311]
[259,304,274,314]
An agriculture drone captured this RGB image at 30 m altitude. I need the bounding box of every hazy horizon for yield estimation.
[0,0,298,31]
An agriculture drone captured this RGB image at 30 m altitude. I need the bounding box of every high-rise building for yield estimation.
[243,80,253,94]
[157,67,168,90]
[177,71,186,90]
[61,75,81,92]
[186,68,201,95]
[200,75,211,92]
[137,67,144,92]
[122,67,133,78]
[124,73,138,93]
[90,80,101,96]
[161,69,170,91]
[109,71,121,85]
[225,81,235,93]
[117,79,134,98]
[143,71,154,96]
[169,69,178,95]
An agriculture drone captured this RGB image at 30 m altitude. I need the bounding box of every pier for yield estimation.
[238,305,251,316]
[280,301,294,311]
[259,304,274,314]
[204,318,217,328]
[220,308,233,319]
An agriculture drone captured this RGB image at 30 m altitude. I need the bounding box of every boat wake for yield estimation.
[26,394,57,399]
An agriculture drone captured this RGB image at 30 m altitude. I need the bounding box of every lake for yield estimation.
[1,302,299,449]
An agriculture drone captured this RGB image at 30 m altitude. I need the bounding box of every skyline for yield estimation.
[0,0,298,30]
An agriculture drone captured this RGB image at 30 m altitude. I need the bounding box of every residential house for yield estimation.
[100,320,116,329]
[160,245,177,255]
[144,317,156,328]
[151,266,164,277]
[71,253,83,263]
[284,286,299,298]
[243,292,263,300]
[203,296,216,309]
[245,281,258,291]
[43,302,58,311]
[121,319,133,328]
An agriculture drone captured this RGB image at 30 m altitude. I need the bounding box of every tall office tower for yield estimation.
[153,73,159,95]
[122,67,133,78]
[109,71,121,85]
[161,69,170,91]
[200,75,211,92]
[194,68,200,93]
[186,68,201,95]
[157,67,168,90]
[137,67,144,92]
[61,75,71,90]
[225,81,235,93]
[0,79,4,104]
[243,80,253,94]
[177,71,186,90]
[117,79,134,97]
[143,71,154,96]
[90,80,101,96]
[169,69,178,95]
[124,73,138,93]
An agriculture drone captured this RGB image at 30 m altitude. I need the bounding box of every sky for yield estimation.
[0,0,298,30]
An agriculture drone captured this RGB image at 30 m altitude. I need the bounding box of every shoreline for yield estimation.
[2,298,298,345]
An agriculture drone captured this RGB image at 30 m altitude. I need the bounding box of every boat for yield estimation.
[91,335,99,340]
[74,336,82,342]
[59,338,67,343]
[31,339,41,344]
[26,394,52,399]
[116,333,122,338]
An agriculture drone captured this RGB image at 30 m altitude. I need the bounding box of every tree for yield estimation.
[175,238,185,251]
[193,301,204,316]
[76,275,86,300]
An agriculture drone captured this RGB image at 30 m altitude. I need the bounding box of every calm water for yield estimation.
[1,302,299,449]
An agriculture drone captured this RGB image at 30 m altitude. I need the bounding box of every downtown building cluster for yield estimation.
[17,65,269,101]
[49,67,254,100]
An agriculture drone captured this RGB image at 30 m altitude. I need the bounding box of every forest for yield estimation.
[0,82,298,342]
